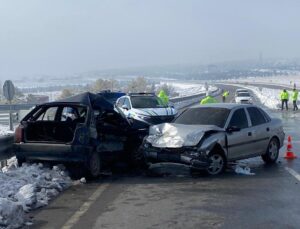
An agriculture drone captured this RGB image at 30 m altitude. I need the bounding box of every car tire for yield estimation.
[205,150,226,175]
[67,163,86,180]
[87,152,101,178]
[262,137,279,164]
[130,146,149,169]
[16,156,26,167]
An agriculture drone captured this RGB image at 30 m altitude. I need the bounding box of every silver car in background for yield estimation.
[235,91,253,104]
[142,104,285,175]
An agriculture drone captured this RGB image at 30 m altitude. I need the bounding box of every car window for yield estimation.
[117,97,125,107]
[124,98,131,109]
[237,92,250,97]
[174,107,230,128]
[228,108,248,129]
[61,106,87,123]
[37,107,58,121]
[247,107,267,126]
[258,108,271,122]
[130,96,166,108]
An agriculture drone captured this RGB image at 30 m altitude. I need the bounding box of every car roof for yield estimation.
[127,93,156,97]
[44,92,115,111]
[190,103,255,109]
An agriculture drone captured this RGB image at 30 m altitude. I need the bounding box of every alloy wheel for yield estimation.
[207,154,225,175]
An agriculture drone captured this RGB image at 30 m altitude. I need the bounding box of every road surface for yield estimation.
[27,84,300,229]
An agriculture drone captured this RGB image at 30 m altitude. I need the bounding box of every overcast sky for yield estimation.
[1,0,300,78]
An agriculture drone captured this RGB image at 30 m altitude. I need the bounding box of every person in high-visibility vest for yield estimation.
[292,88,299,111]
[222,91,229,103]
[200,92,218,104]
[280,89,289,110]
[158,90,169,105]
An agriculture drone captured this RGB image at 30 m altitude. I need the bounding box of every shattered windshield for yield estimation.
[174,107,230,128]
[130,96,167,108]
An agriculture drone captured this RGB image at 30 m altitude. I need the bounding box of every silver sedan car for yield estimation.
[142,104,285,175]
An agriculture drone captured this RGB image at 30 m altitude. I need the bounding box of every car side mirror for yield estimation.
[226,126,241,133]
[122,105,129,110]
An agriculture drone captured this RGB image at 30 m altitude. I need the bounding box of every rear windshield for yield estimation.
[237,92,250,97]
[130,96,167,108]
[174,107,230,128]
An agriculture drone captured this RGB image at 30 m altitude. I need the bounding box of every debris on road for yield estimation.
[80,177,87,183]
[235,165,255,175]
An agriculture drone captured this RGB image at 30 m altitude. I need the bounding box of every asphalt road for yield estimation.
[27,84,300,229]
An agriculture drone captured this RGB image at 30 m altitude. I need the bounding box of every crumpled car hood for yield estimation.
[146,123,222,148]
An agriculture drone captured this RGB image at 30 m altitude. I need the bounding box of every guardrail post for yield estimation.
[9,103,13,131]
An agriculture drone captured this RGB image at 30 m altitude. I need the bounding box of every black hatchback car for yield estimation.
[14,92,146,177]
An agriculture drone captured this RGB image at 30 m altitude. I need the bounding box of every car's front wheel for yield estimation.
[206,150,226,175]
[262,137,279,164]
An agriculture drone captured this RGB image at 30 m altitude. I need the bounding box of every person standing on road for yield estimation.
[200,92,218,104]
[280,89,289,110]
[222,91,229,103]
[292,88,299,111]
[158,90,169,105]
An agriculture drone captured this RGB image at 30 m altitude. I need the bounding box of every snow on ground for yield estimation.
[0,157,72,228]
[0,124,14,136]
[168,82,206,98]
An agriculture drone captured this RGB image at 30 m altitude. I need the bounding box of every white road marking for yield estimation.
[285,167,300,182]
[62,183,110,229]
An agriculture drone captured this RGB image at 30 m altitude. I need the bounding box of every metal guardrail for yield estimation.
[170,92,206,103]
[0,104,36,111]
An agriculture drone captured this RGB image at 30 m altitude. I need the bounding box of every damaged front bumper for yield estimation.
[143,147,210,169]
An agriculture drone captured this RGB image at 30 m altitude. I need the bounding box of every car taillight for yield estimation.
[15,125,23,143]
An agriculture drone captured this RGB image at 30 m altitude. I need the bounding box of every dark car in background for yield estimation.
[142,104,285,175]
[98,90,126,104]
[14,92,146,177]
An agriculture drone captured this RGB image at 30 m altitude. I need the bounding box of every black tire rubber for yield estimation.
[205,150,226,175]
[16,156,26,167]
[130,146,149,169]
[67,163,86,180]
[87,151,101,178]
[262,137,279,164]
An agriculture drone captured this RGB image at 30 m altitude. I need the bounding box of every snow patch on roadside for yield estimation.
[235,165,255,175]
[0,124,14,136]
[0,157,72,228]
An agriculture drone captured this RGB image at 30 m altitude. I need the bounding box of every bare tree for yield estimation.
[126,76,148,93]
[59,89,74,99]
[156,83,177,97]
[91,79,120,92]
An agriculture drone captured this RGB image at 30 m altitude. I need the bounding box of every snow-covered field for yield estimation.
[226,75,300,89]
[0,157,72,228]
[168,82,207,98]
